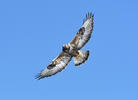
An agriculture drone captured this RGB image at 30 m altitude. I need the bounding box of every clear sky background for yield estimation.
[0,0,138,100]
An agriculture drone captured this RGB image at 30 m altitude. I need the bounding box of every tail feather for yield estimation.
[73,50,89,66]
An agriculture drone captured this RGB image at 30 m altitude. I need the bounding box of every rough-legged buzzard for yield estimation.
[36,12,94,79]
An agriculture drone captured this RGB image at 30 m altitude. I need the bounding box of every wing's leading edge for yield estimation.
[71,12,94,49]
[35,52,72,79]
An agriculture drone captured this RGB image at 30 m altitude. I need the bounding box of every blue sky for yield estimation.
[0,0,138,100]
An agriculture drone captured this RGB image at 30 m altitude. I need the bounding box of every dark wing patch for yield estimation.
[70,12,94,49]
[77,27,85,35]
[35,52,72,79]
[47,63,56,69]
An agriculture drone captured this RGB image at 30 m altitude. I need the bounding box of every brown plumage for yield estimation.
[36,12,94,79]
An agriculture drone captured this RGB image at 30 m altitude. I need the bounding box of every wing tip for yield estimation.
[83,12,94,24]
[35,64,55,80]
[35,73,43,80]
[35,69,46,80]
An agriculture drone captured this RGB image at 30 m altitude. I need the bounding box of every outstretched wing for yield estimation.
[71,12,94,49]
[36,52,72,79]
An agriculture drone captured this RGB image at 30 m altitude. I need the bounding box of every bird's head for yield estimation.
[62,44,70,53]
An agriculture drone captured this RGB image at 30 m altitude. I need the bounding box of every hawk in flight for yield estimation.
[36,12,94,79]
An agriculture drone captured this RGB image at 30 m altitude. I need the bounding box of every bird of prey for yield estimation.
[36,12,94,79]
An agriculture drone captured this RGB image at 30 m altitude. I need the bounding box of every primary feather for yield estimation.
[36,52,72,79]
[71,12,94,49]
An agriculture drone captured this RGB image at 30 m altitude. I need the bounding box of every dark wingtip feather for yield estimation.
[83,12,94,24]
[35,73,42,80]
[35,69,46,80]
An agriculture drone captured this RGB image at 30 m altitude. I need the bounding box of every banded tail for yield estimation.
[73,50,89,66]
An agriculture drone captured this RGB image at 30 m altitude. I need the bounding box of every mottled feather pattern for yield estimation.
[71,12,94,49]
[36,52,72,79]
[36,12,94,79]
[77,13,94,49]
[74,50,89,66]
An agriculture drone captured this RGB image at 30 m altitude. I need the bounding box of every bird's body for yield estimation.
[36,12,94,79]
[63,43,78,56]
